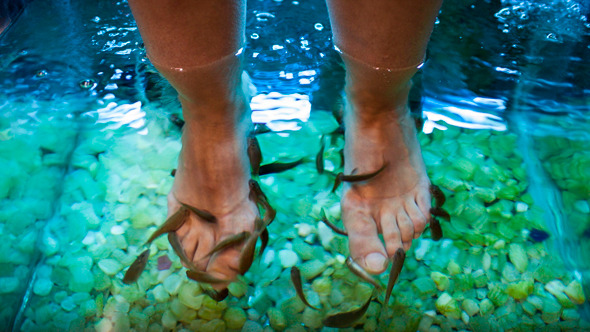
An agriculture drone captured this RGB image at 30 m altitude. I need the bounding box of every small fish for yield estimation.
[238,226,261,275]
[529,228,550,242]
[170,113,185,129]
[167,232,199,271]
[430,207,450,222]
[249,180,275,226]
[429,184,446,208]
[384,248,405,305]
[145,206,190,244]
[259,159,304,176]
[316,137,325,175]
[249,180,270,206]
[322,292,373,328]
[186,269,232,284]
[262,205,276,226]
[319,208,348,236]
[123,249,150,284]
[332,162,388,192]
[259,227,269,258]
[247,136,262,175]
[202,287,229,302]
[430,217,443,241]
[199,231,250,260]
[345,257,382,289]
[290,266,319,310]
[170,169,176,177]
[181,203,217,223]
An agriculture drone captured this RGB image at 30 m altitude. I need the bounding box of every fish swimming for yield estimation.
[238,224,262,275]
[186,269,232,284]
[429,184,445,207]
[316,137,325,174]
[345,257,382,289]
[322,292,373,328]
[384,248,405,305]
[430,207,450,222]
[290,266,319,310]
[430,217,443,241]
[123,248,150,284]
[181,203,217,223]
[145,205,190,244]
[259,159,304,176]
[167,232,199,271]
[247,136,262,175]
[199,231,250,260]
[319,208,348,236]
[332,162,388,192]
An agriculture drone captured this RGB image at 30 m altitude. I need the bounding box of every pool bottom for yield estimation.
[0,98,589,331]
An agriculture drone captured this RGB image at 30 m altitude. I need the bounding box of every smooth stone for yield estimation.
[0,277,19,294]
[98,259,123,276]
[33,278,54,296]
[278,249,299,268]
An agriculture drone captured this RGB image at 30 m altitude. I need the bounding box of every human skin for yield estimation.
[128,0,443,288]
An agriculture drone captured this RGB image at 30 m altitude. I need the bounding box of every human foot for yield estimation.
[164,67,259,289]
[168,117,259,288]
[339,56,431,275]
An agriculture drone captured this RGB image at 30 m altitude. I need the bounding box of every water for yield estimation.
[0,0,589,330]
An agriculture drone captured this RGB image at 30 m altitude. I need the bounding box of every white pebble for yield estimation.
[262,249,275,266]
[110,225,125,235]
[82,232,96,245]
[317,222,334,249]
[278,249,299,268]
[414,239,431,261]
[296,223,313,237]
[515,202,529,213]
[98,259,123,276]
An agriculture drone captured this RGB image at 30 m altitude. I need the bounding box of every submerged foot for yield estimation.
[167,102,258,289]
[341,87,431,275]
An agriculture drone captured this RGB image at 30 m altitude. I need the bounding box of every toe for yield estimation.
[205,246,242,290]
[379,209,405,257]
[405,199,428,238]
[343,204,388,274]
[415,187,432,222]
[396,211,415,251]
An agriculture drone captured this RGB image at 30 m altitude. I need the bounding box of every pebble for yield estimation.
[414,239,431,261]
[223,307,247,329]
[0,277,19,294]
[278,249,299,268]
[98,259,123,276]
[33,278,53,296]
[515,202,529,212]
[296,223,313,237]
[574,200,590,213]
[163,274,182,295]
[110,225,125,235]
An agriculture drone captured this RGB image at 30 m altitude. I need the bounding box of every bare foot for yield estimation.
[341,77,431,275]
[167,89,258,289]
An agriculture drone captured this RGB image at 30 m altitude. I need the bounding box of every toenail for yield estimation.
[365,252,387,273]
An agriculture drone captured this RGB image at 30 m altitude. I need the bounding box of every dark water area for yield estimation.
[0,0,589,331]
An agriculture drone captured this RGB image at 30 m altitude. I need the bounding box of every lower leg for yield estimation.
[129,0,257,286]
[326,0,443,273]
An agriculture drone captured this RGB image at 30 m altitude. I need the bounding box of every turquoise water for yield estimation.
[0,0,589,331]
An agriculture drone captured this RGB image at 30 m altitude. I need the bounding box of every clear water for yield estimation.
[0,0,589,331]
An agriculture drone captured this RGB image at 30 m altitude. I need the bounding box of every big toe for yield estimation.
[343,206,389,274]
